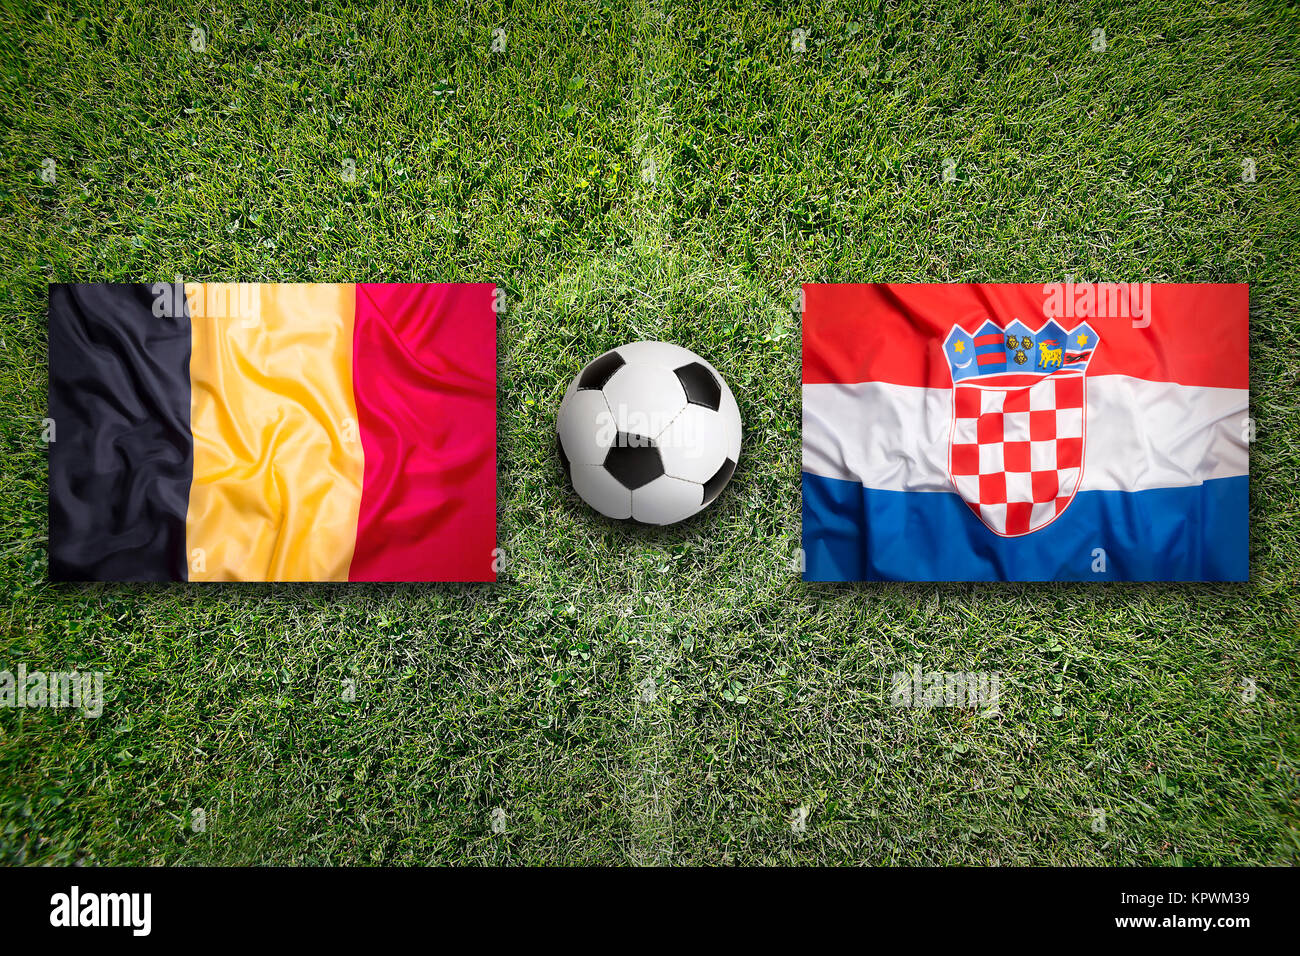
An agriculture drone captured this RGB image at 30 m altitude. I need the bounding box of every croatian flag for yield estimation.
[802,283,1249,581]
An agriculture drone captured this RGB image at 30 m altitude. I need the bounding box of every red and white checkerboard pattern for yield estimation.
[949,375,1085,536]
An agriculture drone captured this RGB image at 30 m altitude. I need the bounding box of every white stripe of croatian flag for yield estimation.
[801,283,1249,581]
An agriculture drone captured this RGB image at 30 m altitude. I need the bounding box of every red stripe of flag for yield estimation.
[350,283,497,581]
[802,283,1248,389]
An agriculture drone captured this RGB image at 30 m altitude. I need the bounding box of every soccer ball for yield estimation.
[557,341,742,525]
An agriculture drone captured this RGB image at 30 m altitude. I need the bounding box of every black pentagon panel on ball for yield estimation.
[603,433,664,490]
[577,350,626,391]
[673,362,721,410]
[702,457,736,505]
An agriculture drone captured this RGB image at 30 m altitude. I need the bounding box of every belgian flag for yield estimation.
[48,283,497,582]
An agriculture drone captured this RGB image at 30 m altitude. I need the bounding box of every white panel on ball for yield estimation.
[657,404,729,484]
[614,340,701,369]
[558,390,615,466]
[632,475,703,525]
[719,386,742,464]
[570,464,633,520]
[601,364,688,438]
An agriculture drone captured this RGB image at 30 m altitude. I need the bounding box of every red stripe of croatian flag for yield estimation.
[803,283,1246,389]
[801,283,1249,581]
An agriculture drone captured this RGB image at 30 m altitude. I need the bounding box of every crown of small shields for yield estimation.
[944,319,1100,383]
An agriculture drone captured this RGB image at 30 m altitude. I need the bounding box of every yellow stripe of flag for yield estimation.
[184,283,364,581]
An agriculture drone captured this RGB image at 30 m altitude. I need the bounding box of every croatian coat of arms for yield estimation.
[943,319,1100,536]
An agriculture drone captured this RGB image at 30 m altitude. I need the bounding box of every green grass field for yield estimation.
[2,0,1298,865]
